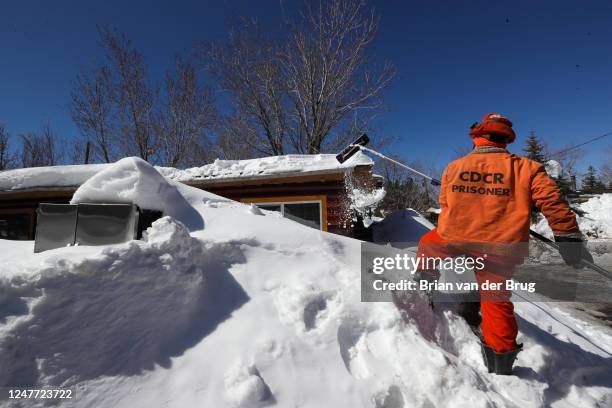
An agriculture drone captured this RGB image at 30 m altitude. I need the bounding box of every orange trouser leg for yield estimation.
[480,301,518,352]
[417,228,456,268]
[419,228,446,245]
[416,228,451,279]
[476,265,518,353]
[417,229,518,353]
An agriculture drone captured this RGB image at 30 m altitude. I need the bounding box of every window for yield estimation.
[241,196,327,231]
[0,213,33,240]
[284,202,321,229]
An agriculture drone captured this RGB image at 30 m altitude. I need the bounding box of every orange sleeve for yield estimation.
[530,164,580,237]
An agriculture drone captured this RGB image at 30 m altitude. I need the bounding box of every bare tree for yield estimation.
[20,124,63,168]
[549,144,584,176]
[155,59,217,167]
[280,0,395,153]
[71,28,218,166]
[376,156,439,214]
[205,0,394,157]
[70,66,116,163]
[0,124,16,170]
[207,21,289,156]
[211,119,258,160]
[70,140,93,164]
[98,26,156,161]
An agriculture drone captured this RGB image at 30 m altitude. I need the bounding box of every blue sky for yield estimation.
[1,0,611,173]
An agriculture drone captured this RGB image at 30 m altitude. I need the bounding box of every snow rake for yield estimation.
[336,134,441,186]
[336,134,612,280]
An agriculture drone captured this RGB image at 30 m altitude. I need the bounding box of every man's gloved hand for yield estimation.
[554,236,594,268]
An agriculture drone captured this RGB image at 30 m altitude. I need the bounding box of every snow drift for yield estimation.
[372,208,435,245]
[0,217,233,387]
[0,158,610,408]
[70,157,207,231]
[533,193,612,240]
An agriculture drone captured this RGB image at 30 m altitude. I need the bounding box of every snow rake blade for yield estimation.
[336,134,370,164]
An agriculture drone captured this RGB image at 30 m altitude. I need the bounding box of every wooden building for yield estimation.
[0,154,379,241]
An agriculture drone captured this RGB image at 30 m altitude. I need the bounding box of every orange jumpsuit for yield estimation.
[419,146,580,352]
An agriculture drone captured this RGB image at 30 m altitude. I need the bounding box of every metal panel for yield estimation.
[75,204,138,246]
[34,204,78,253]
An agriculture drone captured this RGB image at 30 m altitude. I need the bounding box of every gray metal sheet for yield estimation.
[34,204,78,253]
[75,204,138,246]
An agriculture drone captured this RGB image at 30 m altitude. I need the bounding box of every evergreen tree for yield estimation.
[581,165,600,193]
[523,130,547,163]
[596,180,607,192]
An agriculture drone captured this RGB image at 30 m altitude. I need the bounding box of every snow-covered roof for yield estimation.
[0,152,373,192]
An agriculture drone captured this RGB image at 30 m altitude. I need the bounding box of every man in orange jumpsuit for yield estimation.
[417,113,591,375]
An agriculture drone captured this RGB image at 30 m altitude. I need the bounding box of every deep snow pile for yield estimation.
[70,157,213,231]
[533,193,612,240]
[0,217,208,387]
[0,158,611,408]
[372,208,434,245]
[578,193,612,239]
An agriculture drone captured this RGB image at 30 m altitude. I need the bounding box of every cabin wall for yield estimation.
[0,191,73,240]
[201,179,366,237]
[0,167,376,241]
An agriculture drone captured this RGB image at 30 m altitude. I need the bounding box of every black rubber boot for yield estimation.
[481,343,523,375]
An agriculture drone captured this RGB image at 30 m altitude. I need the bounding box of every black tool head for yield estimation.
[336,134,370,163]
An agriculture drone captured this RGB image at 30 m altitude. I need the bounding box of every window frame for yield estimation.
[240,195,328,231]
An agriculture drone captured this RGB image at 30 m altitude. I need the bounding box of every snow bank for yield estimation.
[533,193,612,240]
[71,157,205,231]
[579,193,612,239]
[224,362,274,407]
[373,208,434,244]
[0,159,610,407]
[0,217,211,388]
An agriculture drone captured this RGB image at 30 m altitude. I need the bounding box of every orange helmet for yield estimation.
[469,113,516,143]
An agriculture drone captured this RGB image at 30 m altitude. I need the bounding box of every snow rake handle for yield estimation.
[529,230,612,280]
[356,145,442,186]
